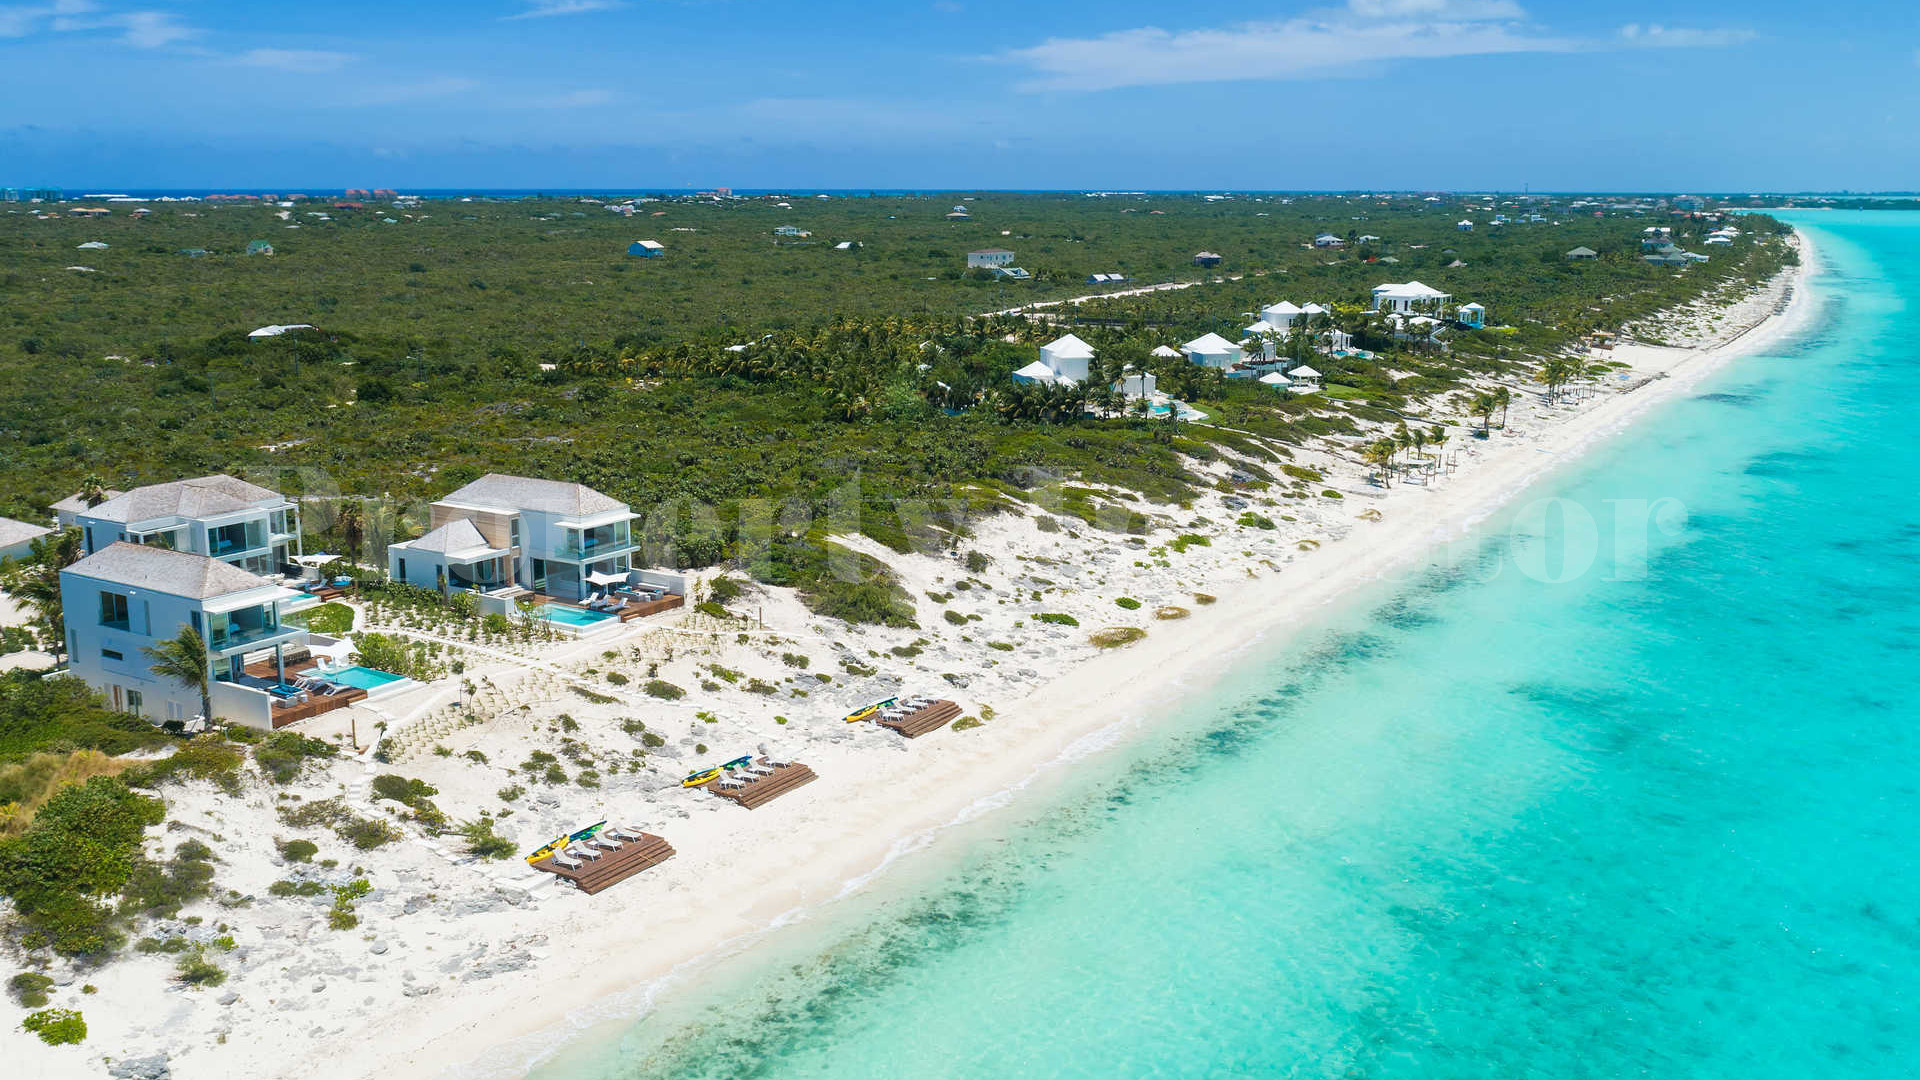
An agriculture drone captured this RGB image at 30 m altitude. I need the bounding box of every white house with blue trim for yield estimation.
[60,543,308,727]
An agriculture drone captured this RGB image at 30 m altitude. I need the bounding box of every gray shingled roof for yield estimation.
[64,542,275,599]
[0,516,53,550]
[439,473,626,517]
[51,490,125,517]
[400,519,499,556]
[84,475,282,525]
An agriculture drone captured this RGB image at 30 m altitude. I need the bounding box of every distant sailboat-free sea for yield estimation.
[523,211,1920,1080]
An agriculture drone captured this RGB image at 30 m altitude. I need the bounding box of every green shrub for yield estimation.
[1168,534,1211,553]
[744,678,777,695]
[889,644,922,658]
[1193,593,1217,605]
[1114,597,1142,610]
[1320,489,1343,499]
[707,575,745,604]
[987,641,1015,651]
[8,972,53,1007]
[1034,613,1079,627]
[22,1007,86,1045]
[340,818,400,850]
[950,716,983,732]
[175,950,227,988]
[1236,511,1277,530]
[371,774,438,805]
[943,609,967,625]
[0,776,165,956]
[780,652,810,669]
[267,879,326,898]
[605,671,629,686]
[643,680,685,700]
[457,818,516,860]
[277,838,318,863]
[117,838,217,919]
[124,738,244,794]
[254,731,337,784]
[1090,627,1147,648]
[298,603,355,635]
[1155,606,1191,620]
[964,550,991,573]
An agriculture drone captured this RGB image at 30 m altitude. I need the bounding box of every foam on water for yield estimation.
[526,212,1920,1080]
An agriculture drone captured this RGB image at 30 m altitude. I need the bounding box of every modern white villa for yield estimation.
[1181,332,1243,369]
[1011,333,1094,386]
[59,542,318,729]
[1371,281,1452,315]
[387,474,642,604]
[73,474,303,576]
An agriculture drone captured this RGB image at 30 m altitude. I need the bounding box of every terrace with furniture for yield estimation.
[528,825,676,894]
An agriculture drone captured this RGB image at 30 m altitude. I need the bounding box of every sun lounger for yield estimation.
[607,825,643,841]
[552,851,581,869]
[568,844,602,861]
[591,835,623,850]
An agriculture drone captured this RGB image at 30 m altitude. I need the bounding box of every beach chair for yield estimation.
[591,834,623,851]
[551,851,582,870]
[607,825,643,842]
[567,844,602,862]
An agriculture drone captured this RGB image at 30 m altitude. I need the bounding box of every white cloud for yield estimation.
[234,48,355,73]
[1004,17,1573,92]
[3,1,195,48]
[1618,24,1756,48]
[504,0,624,19]
[1344,0,1525,18]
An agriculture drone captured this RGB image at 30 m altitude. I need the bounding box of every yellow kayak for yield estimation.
[682,767,723,787]
[844,697,897,723]
[525,836,569,865]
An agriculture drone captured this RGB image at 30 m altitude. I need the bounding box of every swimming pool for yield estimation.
[302,665,408,692]
[538,603,616,628]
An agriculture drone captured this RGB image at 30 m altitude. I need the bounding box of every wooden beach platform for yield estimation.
[878,699,962,739]
[707,762,817,810]
[529,831,676,895]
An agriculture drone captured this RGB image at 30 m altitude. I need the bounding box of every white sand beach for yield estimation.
[9,235,1818,1080]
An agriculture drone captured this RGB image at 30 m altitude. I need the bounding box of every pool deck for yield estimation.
[532,592,686,624]
[238,657,369,728]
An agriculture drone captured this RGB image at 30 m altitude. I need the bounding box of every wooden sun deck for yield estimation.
[877,699,962,739]
[239,656,369,728]
[529,831,676,895]
[705,762,818,810]
[532,592,685,623]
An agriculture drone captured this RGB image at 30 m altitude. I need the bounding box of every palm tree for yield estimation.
[1493,386,1512,428]
[1,529,83,661]
[1469,391,1497,435]
[1363,439,1397,487]
[144,626,212,722]
[78,473,108,508]
[337,501,365,562]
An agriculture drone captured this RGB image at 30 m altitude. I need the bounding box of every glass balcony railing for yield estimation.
[208,622,299,652]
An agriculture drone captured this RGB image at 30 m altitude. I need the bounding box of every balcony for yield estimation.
[550,535,635,562]
[208,622,302,654]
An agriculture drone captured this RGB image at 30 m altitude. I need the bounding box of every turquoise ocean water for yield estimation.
[526,212,1918,1080]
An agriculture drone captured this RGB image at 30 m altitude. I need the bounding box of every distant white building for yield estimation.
[248,324,315,340]
[0,515,53,562]
[1181,332,1243,369]
[1114,367,1157,399]
[1286,365,1323,391]
[773,225,810,237]
[1456,302,1486,329]
[1038,334,1094,382]
[967,248,1015,269]
[1371,281,1450,314]
[74,474,302,577]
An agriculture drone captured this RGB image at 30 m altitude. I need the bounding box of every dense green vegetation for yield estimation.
[0,194,1791,629]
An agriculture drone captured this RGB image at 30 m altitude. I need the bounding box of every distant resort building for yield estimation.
[1193,251,1223,268]
[1371,281,1450,314]
[0,515,53,562]
[1012,333,1094,386]
[966,248,1015,269]
[246,240,274,256]
[1456,302,1486,329]
[773,225,810,237]
[1312,233,1344,248]
[1565,246,1599,260]
[248,324,315,340]
[1086,273,1128,285]
[628,240,665,257]
[1181,332,1242,369]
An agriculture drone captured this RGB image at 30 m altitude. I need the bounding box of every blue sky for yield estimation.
[1,0,1914,190]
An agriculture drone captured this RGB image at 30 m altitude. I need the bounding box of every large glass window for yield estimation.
[98,590,130,629]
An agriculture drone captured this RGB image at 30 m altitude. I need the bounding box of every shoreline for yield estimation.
[11,235,1817,1080]
[346,235,1820,1080]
